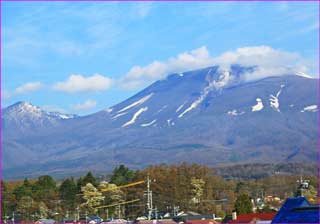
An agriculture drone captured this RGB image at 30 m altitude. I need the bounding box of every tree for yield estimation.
[2,181,8,222]
[82,172,97,187]
[32,175,58,212]
[13,179,33,201]
[303,185,318,204]
[35,176,56,190]
[16,196,37,221]
[81,183,105,215]
[77,177,84,193]
[99,182,124,202]
[234,194,253,214]
[190,178,205,204]
[23,178,32,188]
[110,165,135,186]
[99,182,125,219]
[38,201,49,219]
[59,178,77,212]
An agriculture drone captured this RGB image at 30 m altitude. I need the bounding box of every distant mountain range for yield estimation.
[2,65,318,179]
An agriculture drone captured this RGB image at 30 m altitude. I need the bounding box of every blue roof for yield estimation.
[272,197,319,223]
[88,215,103,220]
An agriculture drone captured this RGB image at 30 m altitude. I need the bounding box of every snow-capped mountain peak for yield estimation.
[3,101,77,120]
[3,102,78,137]
[7,101,43,116]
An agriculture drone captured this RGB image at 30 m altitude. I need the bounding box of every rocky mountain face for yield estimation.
[2,65,318,179]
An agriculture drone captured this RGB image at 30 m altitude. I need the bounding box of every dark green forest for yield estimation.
[1,163,318,222]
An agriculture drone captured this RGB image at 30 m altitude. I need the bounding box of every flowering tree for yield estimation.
[81,183,105,214]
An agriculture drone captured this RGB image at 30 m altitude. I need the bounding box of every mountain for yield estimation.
[3,101,77,138]
[2,65,318,179]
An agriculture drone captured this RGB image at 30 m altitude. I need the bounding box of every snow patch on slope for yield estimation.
[227,110,245,116]
[269,84,285,112]
[141,119,156,127]
[122,107,148,127]
[157,105,167,113]
[301,105,318,112]
[118,93,153,113]
[58,114,75,119]
[252,98,264,112]
[295,71,313,79]
[178,69,234,118]
[167,119,175,126]
[179,69,215,118]
[112,112,127,119]
[176,103,186,113]
[213,71,232,89]
[14,102,43,118]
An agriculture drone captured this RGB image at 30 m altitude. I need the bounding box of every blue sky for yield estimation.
[2,2,319,115]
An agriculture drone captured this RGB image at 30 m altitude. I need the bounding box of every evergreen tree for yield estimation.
[77,177,84,193]
[234,194,253,214]
[13,179,33,201]
[32,175,58,208]
[34,175,56,191]
[83,172,97,187]
[110,165,135,186]
[59,178,77,212]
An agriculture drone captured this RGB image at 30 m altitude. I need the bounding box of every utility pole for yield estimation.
[155,207,158,220]
[145,175,153,220]
[76,207,80,222]
[117,205,121,219]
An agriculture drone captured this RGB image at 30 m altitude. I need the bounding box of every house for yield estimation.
[271,197,319,223]
[224,212,276,223]
[173,211,218,223]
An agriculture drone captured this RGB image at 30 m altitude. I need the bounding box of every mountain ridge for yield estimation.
[2,65,318,179]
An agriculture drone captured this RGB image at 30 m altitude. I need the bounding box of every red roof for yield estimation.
[228,212,276,223]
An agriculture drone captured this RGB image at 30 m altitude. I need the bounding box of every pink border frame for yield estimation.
[0,0,319,223]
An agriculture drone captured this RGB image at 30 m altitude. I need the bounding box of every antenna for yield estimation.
[296,175,310,197]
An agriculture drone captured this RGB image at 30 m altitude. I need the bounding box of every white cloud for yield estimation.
[53,74,113,93]
[1,82,42,100]
[72,99,97,111]
[119,45,314,89]
[120,46,214,89]
[213,46,310,80]
[15,82,43,94]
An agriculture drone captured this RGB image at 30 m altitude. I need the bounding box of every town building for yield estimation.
[224,212,276,223]
[271,197,319,223]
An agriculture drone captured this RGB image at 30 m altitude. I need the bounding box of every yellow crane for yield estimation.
[96,181,145,218]
[100,180,145,192]
[77,180,145,195]
[95,199,141,209]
